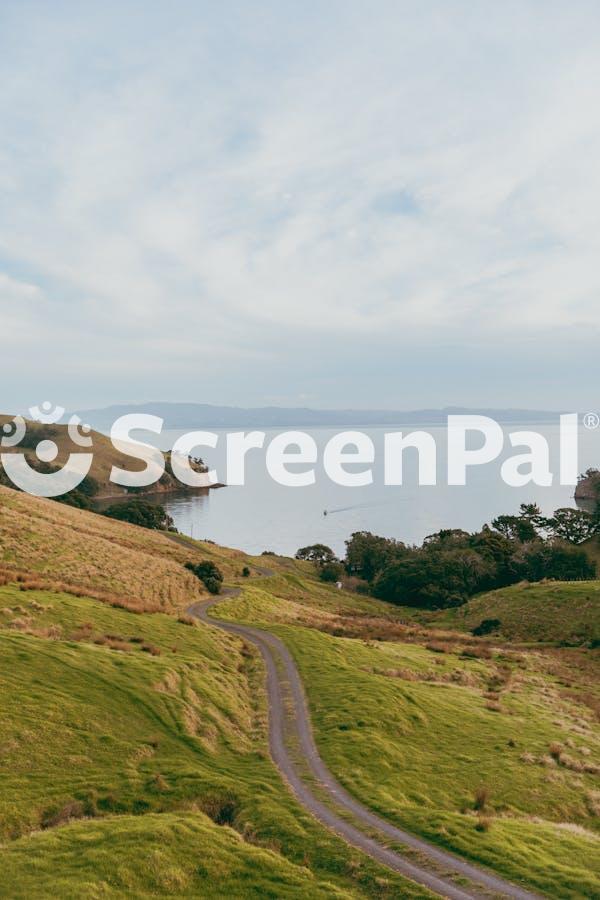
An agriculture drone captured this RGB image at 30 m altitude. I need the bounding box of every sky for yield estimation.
[1,0,599,414]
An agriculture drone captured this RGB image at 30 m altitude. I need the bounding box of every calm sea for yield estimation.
[152,424,600,558]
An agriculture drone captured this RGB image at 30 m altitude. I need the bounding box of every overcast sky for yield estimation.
[1,1,599,413]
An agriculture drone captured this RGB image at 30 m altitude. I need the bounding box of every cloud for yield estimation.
[0,1,599,409]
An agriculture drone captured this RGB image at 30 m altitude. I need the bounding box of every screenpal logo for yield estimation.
[0,406,585,497]
[1,403,94,498]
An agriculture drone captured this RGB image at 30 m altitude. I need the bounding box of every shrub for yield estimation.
[472,618,501,637]
[426,641,452,654]
[41,800,85,829]
[319,561,344,583]
[185,561,224,594]
[461,645,493,659]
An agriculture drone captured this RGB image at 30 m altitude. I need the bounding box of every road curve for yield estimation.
[188,592,542,900]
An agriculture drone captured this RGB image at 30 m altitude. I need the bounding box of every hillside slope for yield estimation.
[434,581,600,645]
[0,489,431,899]
[2,486,599,897]
[214,579,600,899]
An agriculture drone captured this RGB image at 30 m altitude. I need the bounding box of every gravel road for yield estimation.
[188,591,542,900]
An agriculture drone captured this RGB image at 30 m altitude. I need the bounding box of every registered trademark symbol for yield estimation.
[584,413,600,430]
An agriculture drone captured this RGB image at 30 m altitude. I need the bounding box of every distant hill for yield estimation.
[0,415,210,500]
[77,402,565,431]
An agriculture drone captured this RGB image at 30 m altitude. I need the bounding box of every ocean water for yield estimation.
[154,424,600,557]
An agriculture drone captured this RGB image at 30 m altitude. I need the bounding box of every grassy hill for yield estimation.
[2,814,354,899]
[0,485,203,610]
[0,414,208,499]
[215,581,600,898]
[433,581,600,645]
[1,485,599,897]
[0,488,431,899]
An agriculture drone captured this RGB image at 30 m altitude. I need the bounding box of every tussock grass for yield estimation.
[0,812,357,899]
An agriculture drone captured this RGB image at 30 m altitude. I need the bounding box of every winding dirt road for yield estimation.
[188,591,542,900]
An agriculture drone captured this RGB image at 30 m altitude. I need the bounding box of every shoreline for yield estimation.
[94,482,226,503]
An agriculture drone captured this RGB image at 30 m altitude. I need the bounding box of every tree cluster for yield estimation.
[341,502,598,609]
[103,499,175,532]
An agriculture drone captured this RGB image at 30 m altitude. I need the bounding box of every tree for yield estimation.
[469,527,522,587]
[545,508,599,545]
[519,503,546,529]
[295,544,337,565]
[492,503,546,542]
[372,548,495,609]
[344,532,407,581]
[519,541,596,581]
[491,515,537,542]
[423,529,470,548]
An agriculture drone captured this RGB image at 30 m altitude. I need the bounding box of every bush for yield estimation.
[472,618,501,637]
[185,561,224,594]
[519,541,596,581]
[242,566,251,577]
[319,561,344,583]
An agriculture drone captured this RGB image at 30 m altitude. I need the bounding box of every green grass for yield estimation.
[0,584,431,899]
[3,486,599,898]
[433,581,600,645]
[218,588,600,899]
[0,814,353,899]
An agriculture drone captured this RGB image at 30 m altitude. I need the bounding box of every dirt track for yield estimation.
[188,591,542,900]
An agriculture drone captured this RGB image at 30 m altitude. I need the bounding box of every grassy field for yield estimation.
[0,486,269,611]
[1,814,355,899]
[0,580,431,897]
[217,582,600,899]
[431,581,600,645]
[2,486,599,897]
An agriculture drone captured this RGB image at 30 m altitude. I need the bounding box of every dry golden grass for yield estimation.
[0,487,205,611]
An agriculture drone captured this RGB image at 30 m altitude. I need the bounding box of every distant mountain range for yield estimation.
[77,402,567,431]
